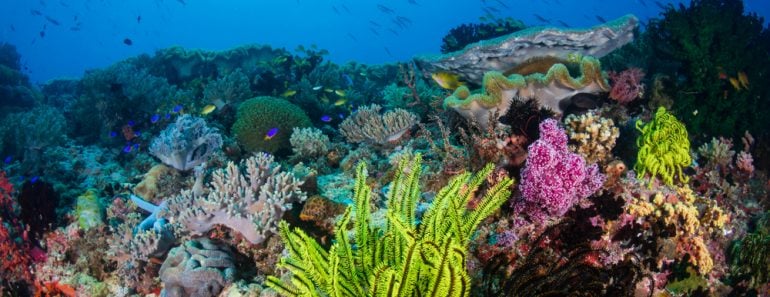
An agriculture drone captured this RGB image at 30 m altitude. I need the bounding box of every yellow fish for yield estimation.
[324,88,334,93]
[335,89,346,97]
[200,104,216,115]
[729,77,742,91]
[430,71,464,90]
[737,71,749,89]
[334,98,347,106]
[281,90,297,97]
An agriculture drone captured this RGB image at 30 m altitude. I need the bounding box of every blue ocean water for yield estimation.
[1,0,768,83]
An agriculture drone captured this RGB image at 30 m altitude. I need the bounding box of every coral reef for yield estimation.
[149,114,223,171]
[415,15,638,84]
[160,238,236,297]
[163,153,306,244]
[443,56,609,129]
[339,104,417,146]
[440,18,527,54]
[564,111,620,165]
[232,97,312,154]
[75,189,104,230]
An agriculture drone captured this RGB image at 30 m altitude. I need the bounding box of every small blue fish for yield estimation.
[338,113,345,119]
[150,114,160,123]
[30,176,39,184]
[321,115,332,122]
[172,104,183,113]
[132,143,140,150]
[264,127,279,140]
[134,130,142,137]
[127,120,135,127]
[123,144,132,153]
[3,156,11,164]
[110,131,118,138]
[165,113,171,120]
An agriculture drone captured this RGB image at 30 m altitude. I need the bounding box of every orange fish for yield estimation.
[728,77,741,91]
[737,71,749,89]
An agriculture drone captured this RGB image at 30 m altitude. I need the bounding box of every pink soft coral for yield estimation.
[608,68,645,104]
[515,119,605,223]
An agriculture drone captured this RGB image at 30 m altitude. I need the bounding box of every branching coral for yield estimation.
[163,153,306,244]
[516,119,605,223]
[266,155,514,296]
[635,107,692,187]
[289,127,329,159]
[339,104,417,145]
[564,111,620,165]
[149,114,223,171]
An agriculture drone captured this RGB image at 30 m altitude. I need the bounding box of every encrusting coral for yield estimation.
[564,111,620,165]
[443,56,609,129]
[163,153,306,245]
[266,155,514,296]
[635,107,692,187]
[149,114,223,171]
[339,104,417,145]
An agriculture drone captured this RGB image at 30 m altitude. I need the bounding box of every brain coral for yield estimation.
[232,96,311,154]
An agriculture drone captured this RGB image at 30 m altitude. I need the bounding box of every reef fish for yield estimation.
[737,71,749,89]
[150,114,160,123]
[729,77,741,91]
[172,104,183,113]
[123,38,133,46]
[334,89,346,97]
[334,98,347,106]
[321,115,332,122]
[282,90,297,97]
[431,71,465,90]
[200,104,216,115]
[264,128,279,140]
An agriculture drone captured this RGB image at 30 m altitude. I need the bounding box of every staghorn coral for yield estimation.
[443,56,609,129]
[564,111,620,165]
[607,68,645,104]
[516,119,605,223]
[339,104,417,145]
[149,114,223,171]
[163,153,306,244]
[159,238,236,297]
[289,127,329,159]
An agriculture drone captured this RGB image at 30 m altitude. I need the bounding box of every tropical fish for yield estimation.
[431,72,465,90]
[123,144,133,153]
[334,98,347,106]
[200,104,216,115]
[377,4,395,14]
[384,46,393,57]
[737,71,749,89]
[347,33,358,42]
[557,20,571,27]
[595,15,607,23]
[109,131,118,138]
[342,74,353,86]
[312,86,323,91]
[692,109,698,116]
[4,156,12,164]
[44,16,60,26]
[324,88,334,93]
[30,176,39,184]
[123,38,133,46]
[264,128,279,140]
[173,104,183,113]
[150,114,160,123]
[369,28,380,36]
[533,14,551,24]
[334,89,346,97]
[281,90,297,97]
[30,9,43,16]
[369,20,381,27]
[321,115,332,122]
[407,0,419,5]
[729,77,741,91]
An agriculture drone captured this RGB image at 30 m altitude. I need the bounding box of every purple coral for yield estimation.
[608,68,645,104]
[149,115,222,171]
[515,119,605,223]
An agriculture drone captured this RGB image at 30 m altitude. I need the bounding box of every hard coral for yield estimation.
[516,119,605,223]
[160,239,235,297]
[564,111,620,165]
[149,114,223,171]
[339,104,417,146]
[289,127,329,159]
[232,96,311,154]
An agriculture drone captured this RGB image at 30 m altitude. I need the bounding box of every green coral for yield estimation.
[232,96,311,154]
[266,155,514,296]
[75,189,104,230]
[634,107,692,187]
[730,212,770,288]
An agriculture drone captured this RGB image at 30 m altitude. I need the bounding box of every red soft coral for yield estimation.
[0,171,36,286]
[608,68,645,104]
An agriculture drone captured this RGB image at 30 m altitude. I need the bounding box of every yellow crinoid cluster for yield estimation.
[635,107,692,187]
